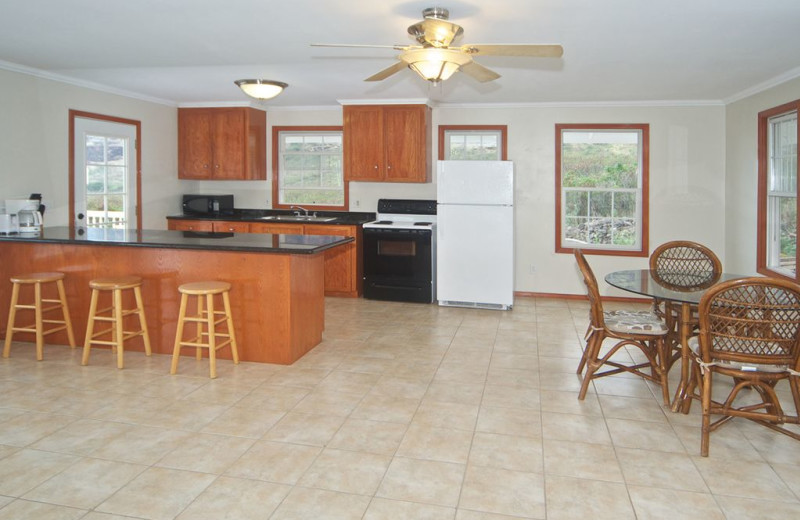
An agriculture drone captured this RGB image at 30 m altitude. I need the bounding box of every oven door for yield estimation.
[363,227,433,303]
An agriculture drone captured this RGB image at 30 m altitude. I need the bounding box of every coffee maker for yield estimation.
[5,198,43,235]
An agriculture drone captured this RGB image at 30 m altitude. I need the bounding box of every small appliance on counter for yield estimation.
[182,194,234,216]
[0,213,17,235]
[4,198,44,236]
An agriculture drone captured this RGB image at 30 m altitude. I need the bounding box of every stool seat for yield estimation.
[82,276,151,369]
[179,281,232,295]
[171,280,238,379]
[89,276,143,291]
[10,272,66,284]
[4,271,76,361]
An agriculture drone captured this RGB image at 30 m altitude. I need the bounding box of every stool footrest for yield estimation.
[178,338,233,351]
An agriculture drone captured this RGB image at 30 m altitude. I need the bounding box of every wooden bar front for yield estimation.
[0,241,325,364]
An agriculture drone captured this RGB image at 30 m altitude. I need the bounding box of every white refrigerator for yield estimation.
[436,160,514,310]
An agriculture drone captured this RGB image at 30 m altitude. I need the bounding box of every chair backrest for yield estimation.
[650,241,722,290]
[697,277,800,368]
[574,249,605,328]
[650,240,722,273]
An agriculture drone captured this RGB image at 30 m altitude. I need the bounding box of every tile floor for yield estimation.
[1,296,800,519]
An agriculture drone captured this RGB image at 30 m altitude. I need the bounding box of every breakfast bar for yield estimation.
[0,227,353,364]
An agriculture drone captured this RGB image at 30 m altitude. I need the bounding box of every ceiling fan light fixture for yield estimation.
[400,48,472,84]
[234,79,288,100]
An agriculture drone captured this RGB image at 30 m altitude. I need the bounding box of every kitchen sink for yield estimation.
[258,215,337,222]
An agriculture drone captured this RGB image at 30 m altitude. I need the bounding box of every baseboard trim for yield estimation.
[513,291,651,304]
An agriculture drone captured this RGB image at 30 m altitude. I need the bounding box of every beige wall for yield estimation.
[724,77,800,276]
[0,68,179,229]
[0,66,740,297]
[435,104,726,295]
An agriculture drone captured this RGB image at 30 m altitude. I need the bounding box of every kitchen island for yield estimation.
[0,227,353,364]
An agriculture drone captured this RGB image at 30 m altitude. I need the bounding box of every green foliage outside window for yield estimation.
[562,139,640,247]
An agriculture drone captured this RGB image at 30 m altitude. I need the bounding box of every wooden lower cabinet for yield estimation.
[248,222,304,235]
[169,219,362,297]
[303,224,362,298]
[167,219,213,232]
[212,221,250,233]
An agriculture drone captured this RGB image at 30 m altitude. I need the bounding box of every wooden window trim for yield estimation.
[271,125,347,210]
[555,123,650,257]
[757,99,800,281]
[437,125,508,160]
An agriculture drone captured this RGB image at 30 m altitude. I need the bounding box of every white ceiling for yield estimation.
[2,0,800,107]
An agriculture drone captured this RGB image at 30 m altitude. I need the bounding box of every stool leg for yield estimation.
[222,290,239,365]
[206,293,217,379]
[195,295,204,360]
[133,286,151,356]
[3,282,21,358]
[113,288,125,369]
[34,282,44,361]
[56,279,76,348]
[82,289,99,366]
[170,293,188,375]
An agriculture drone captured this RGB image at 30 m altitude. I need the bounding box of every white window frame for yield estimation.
[556,124,649,256]
[443,129,503,160]
[765,111,798,276]
[274,128,345,209]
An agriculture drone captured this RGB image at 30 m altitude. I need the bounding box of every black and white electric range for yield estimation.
[362,199,437,303]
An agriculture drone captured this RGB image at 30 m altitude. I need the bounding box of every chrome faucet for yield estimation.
[291,205,310,217]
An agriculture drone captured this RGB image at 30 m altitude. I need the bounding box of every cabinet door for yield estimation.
[167,219,213,232]
[249,222,304,235]
[211,109,246,180]
[212,221,249,233]
[304,224,358,295]
[384,105,429,182]
[343,106,384,181]
[178,110,213,179]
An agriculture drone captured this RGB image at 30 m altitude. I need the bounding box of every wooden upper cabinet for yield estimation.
[178,107,266,180]
[343,104,431,183]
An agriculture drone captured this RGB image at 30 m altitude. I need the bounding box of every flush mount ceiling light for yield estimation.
[234,79,288,100]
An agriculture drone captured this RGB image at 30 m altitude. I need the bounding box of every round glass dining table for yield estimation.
[604,269,746,411]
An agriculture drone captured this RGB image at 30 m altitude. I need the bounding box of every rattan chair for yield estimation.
[574,250,671,404]
[683,277,800,457]
[649,241,722,366]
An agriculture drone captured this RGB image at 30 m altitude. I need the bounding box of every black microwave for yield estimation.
[182,194,234,216]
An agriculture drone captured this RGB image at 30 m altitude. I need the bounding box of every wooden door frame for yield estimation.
[69,110,143,230]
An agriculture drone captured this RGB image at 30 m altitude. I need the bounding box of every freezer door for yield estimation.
[436,204,514,308]
[437,160,514,206]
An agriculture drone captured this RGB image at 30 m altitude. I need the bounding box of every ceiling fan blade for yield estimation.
[364,61,407,82]
[311,43,415,51]
[459,44,564,57]
[459,61,501,83]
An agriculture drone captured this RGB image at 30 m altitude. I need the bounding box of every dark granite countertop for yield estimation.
[166,208,376,225]
[0,226,353,254]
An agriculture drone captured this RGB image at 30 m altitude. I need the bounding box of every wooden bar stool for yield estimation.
[3,272,76,361]
[170,281,239,379]
[82,276,151,369]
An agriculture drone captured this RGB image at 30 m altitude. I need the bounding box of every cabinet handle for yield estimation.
[387,165,392,170]
[374,165,378,169]
[215,165,220,169]
[203,164,209,169]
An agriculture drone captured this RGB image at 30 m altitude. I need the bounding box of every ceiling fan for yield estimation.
[311,7,563,84]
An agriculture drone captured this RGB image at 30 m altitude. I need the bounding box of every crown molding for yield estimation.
[723,66,800,105]
[0,59,176,107]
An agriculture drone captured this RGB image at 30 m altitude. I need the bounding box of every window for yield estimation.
[272,126,345,209]
[758,100,800,280]
[438,125,507,160]
[556,124,649,256]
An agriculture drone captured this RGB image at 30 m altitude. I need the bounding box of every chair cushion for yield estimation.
[604,310,668,336]
[688,337,791,373]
